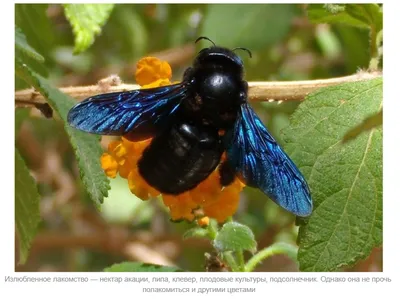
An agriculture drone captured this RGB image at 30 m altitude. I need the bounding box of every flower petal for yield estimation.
[203,188,241,223]
[142,78,172,89]
[100,153,118,178]
[135,57,172,86]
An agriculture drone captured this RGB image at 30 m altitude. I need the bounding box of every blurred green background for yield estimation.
[15,3,381,272]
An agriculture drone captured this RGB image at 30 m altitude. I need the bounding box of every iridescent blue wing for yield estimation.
[225,103,312,216]
[67,83,187,141]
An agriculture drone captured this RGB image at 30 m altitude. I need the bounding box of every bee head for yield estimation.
[193,37,250,77]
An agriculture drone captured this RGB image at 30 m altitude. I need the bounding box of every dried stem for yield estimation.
[248,71,382,102]
[15,71,382,105]
[15,99,53,118]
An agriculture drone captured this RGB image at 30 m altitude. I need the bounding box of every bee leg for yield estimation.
[219,160,236,187]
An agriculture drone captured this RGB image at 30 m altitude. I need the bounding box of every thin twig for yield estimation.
[15,71,382,105]
[248,71,382,102]
[15,99,53,118]
[244,242,298,272]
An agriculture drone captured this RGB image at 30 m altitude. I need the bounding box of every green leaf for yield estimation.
[343,110,382,142]
[308,4,382,32]
[213,222,257,253]
[183,227,210,240]
[15,59,110,206]
[63,4,114,54]
[322,4,346,14]
[15,148,41,264]
[201,4,296,50]
[104,262,183,272]
[282,77,382,271]
[15,4,55,63]
[15,27,44,63]
[346,4,382,33]
[308,4,369,28]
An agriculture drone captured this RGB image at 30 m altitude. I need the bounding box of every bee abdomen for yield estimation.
[138,123,223,195]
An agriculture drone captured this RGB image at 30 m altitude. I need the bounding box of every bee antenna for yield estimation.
[232,47,252,58]
[195,36,216,47]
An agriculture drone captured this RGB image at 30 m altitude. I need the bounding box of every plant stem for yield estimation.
[207,219,218,240]
[369,25,378,63]
[236,250,246,272]
[369,29,383,71]
[15,71,382,105]
[223,252,240,272]
[244,242,298,272]
[15,99,53,118]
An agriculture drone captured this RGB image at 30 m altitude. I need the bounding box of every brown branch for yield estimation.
[248,71,382,102]
[15,99,53,118]
[15,71,382,105]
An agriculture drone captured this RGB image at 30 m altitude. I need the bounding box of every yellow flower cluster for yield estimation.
[100,57,245,223]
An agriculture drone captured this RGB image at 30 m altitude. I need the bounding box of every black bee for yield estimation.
[67,37,312,216]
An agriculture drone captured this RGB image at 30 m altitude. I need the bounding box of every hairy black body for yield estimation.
[138,46,248,194]
[138,123,223,194]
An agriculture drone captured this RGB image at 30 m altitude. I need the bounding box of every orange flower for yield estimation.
[135,57,172,88]
[100,153,118,178]
[100,57,246,222]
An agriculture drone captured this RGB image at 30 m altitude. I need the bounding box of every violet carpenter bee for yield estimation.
[68,37,312,217]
